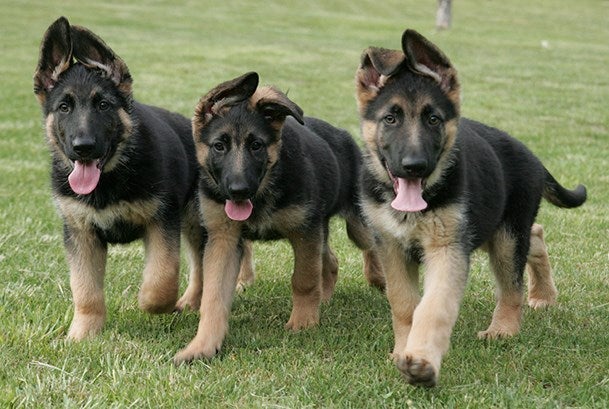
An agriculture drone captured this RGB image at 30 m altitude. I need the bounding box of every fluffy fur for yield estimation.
[173,72,384,364]
[355,29,586,386]
[34,17,207,339]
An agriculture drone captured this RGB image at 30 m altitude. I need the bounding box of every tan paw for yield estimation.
[235,279,252,294]
[175,288,202,312]
[285,310,319,331]
[67,313,105,340]
[528,296,556,310]
[138,288,177,314]
[477,326,518,339]
[173,338,221,366]
[395,354,438,387]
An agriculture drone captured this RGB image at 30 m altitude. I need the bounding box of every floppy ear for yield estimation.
[70,24,132,97]
[251,86,304,132]
[355,47,405,113]
[33,16,73,104]
[356,47,405,89]
[401,29,459,98]
[194,71,260,129]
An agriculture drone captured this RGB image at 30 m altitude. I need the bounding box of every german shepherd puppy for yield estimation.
[355,29,587,386]
[33,17,208,339]
[173,72,384,364]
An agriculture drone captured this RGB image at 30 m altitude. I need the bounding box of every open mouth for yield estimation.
[224,199,254,221]
[67,142,116,195]
[385,163,428,213]
[68,159,102,195]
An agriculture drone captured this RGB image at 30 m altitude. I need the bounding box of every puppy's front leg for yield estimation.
[173,229,242,364]
[395,245,468,387]
[285,230,323,330]
[380,238,420,358]
[64,224,108,340]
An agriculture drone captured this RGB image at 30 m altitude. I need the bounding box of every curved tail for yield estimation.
[543,169,587,208]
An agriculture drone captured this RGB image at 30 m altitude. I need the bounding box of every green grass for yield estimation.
[2,0,608,407]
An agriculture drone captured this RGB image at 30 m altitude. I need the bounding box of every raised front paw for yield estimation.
[395,353,438,387]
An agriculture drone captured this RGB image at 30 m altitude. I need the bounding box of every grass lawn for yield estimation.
[1,0,608,407]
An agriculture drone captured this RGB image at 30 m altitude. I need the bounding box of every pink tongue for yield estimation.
[225,199,253,221]
[391,177,428,212]
[68,161,101,195]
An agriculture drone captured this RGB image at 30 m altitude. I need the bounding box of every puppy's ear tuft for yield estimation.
[70,24,132,97]
[401,29,459,98]
[252,86,304,132]
[355,47,405,113]
[195,72,259,122]
[33,16,73,104]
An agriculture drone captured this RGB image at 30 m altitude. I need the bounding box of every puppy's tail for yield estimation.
[543,169,587,208]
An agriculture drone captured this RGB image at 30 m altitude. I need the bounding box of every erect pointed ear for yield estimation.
[70,24,132,97]
[33,16,73,104]
[401,29,459,99]
[355,47,405,113]
[251,86,304,132]
[193,71,260,134]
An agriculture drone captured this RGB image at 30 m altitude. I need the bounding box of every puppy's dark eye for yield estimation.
[383,114,396,125]
[98,100,110,111]
[213,141,225,152]
[58,102,70,113]
[250,141,263,152]
[428,115,441,126]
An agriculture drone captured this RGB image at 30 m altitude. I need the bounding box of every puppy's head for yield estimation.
[355,29,460,212]
[193,72,304,221]
[34,17,133,196]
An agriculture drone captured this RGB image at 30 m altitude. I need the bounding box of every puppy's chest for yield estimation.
[243,203,311,240]
[364,200,465,249]
[56,196,161,240]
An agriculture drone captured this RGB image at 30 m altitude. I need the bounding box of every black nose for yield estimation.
[401,156,428,177]
[227,180,252,201]
[72,137,96,157]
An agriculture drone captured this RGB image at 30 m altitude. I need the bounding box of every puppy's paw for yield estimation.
[528,296,556,310]
[285,312,319,331]
[173,339,220,366]
[395,353,438,387]
[235,280,251,294]
[67,313,105,340]
[175,289,202,312]
[138,291,177,314]
[477,326,517,339]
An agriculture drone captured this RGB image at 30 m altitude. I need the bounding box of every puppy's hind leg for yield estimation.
[176,208,206,312]
[286,229,323,330]
[236,240,255,293]
[139,221,180,313]
[345,215,385,291]
[526,223,557,309]
[478,226,526,339]
[320,221,339,301]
